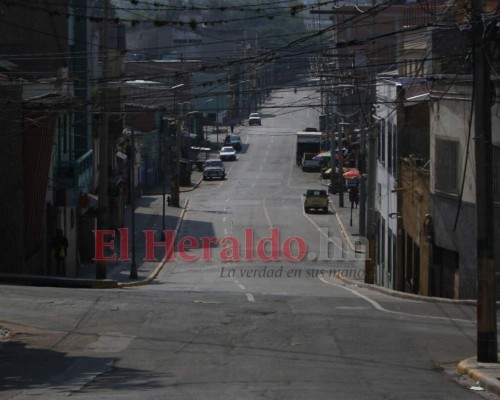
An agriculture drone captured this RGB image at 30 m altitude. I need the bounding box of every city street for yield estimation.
[0,89,497,400]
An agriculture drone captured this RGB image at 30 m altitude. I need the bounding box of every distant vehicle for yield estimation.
[296,131,322,166]
[203,159,225,172]
[301,152,322,172]
[223,135,242,151]
[219,146,237,161]
[303,189,329,213]
[304,127,318,132]
[203,166,226,181]
[248,113,261,126]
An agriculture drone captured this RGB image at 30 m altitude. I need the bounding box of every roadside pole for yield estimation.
[472,0,497,363]
[364,124,377,284]
[358,123,366,238]
[129,126,138,279]
[96,0,109,280]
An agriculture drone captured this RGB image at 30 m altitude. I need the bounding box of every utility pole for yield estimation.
[129,126,137,279]
[473,0,496,363]
[96,0,109,280]
[358,122,366,238]
[365,123,377,284]
[161,115,166,241]
[169,84,184,208]
[338,122,350,208]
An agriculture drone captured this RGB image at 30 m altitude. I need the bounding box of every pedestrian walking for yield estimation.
[52,229,68,276]
[349,187,359,209]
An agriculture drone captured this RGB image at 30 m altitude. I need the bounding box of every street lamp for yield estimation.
[161,115,168,241]
[170,85,185,208]
[338,121,350,208]
[159,83,185,236]
[129,126,138,279]
[204,98,214,142]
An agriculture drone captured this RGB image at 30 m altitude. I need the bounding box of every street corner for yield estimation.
[180,174,203,192]
[118,197,189,289]
[457,356,500,396]
[316,268,359,287]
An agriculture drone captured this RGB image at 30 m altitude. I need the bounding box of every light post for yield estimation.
[129,126,138,279]
[159,84,184,236]
[204,98,214,142]
[161,115,167,241]
[169,84,184,208]
[338,121,350,208]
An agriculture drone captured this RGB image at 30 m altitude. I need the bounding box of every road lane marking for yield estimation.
[318,276,475,323]
[233,281,255,302]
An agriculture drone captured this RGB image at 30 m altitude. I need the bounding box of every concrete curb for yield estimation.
[118,197,189,288]
[0,273,119,289]
[331,204,357,253]
[457,357,500,396]
[337,275,479,305]
[320,178,363,254]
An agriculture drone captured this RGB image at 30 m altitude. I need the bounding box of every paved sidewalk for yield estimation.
[321,178,363,267]
[76,167,206,288]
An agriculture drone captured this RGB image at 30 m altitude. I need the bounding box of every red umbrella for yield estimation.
[343,168,360,179]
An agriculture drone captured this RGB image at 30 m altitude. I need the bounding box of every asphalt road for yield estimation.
[0,88,497,400]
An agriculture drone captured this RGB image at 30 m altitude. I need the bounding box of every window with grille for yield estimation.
[435,138,459,194]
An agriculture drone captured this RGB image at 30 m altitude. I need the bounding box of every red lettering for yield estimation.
[243,228,254,261]
[144,230,175,261]
[178,236,199,262]
[201,236,218,261]
[219,236,241,261]
[256,228,280,261]
[282,236,307,262]
[118,228,130,261]
[93,230,116,261]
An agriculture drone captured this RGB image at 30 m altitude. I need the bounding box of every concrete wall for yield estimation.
[429,80,500,299]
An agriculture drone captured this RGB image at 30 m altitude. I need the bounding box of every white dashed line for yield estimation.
[233,281,255,302]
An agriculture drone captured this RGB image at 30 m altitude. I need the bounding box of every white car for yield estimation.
[248,113,261,126]
[219,146,237,161]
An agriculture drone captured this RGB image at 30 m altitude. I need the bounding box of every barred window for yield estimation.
[435,138,459,194]
[494,145,500,203]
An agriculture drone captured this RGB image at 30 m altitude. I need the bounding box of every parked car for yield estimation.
[203,159,225,172]
[219,146,237,161]
[223,135,242,151]
[301,153,322,172]
[303,189,329,213]
[203,166,226,180]
[248,113,261,126]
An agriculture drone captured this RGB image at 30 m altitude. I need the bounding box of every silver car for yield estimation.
[219,146,237,161]
[203,166,226,180]
[203,159,225,171]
